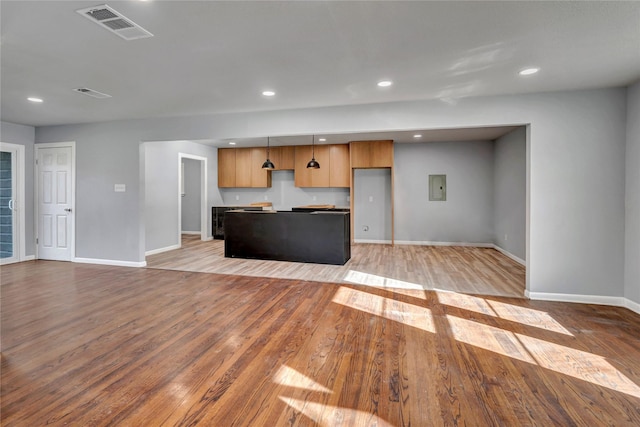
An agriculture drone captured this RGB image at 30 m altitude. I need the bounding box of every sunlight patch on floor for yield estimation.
[332,287,435,333]
[447,315,640,399]
[278,396,395,427]
[436,291,573,335]
[343,270,427,298]
[332,286,640,400]
[273,365,333,394]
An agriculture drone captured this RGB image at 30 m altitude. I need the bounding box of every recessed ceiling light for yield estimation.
[318,138,326,142]
[377,80,393,87]
[519,68,540,76]
[262,90,275,97]
[229,141,236,145]
[27,97,43,103]
[413,134,422,138]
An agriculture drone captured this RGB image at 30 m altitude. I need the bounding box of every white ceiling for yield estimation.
[1,1,639,139]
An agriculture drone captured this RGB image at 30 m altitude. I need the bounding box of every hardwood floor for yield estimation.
[2,261,639,426]
[147,235,526,298]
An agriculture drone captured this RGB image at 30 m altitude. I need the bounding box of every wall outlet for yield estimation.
[264,195,268,201]
[312,196,317,201]
[504,234,508,241]
[368,196,373,202]
[235,195,239,201]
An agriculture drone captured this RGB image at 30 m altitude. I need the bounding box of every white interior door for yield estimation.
[0,143,20,264]
[37,145,74,261]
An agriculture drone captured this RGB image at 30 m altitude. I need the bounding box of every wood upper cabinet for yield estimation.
[250,147,271,187]
[329,144,350,187]
[269,146,295,170]
[218,147,271,188]
[295,144,347,188]
[234,148,252,187]
[350,140,393,168]
[218,148,237,187]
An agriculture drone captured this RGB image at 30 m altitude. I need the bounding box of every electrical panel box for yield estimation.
[429,174,446,201]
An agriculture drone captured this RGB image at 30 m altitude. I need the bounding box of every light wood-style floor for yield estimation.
[147,235,526,298]
[2,261,639,426]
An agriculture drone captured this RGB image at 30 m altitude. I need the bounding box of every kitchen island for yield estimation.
[224,210,350,265]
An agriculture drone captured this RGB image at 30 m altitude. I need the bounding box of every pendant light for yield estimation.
[306,135,320,169]
[262,136,275,170]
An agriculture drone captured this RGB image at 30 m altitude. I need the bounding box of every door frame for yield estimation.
[177,153,208,245]
[0,142,26,265]
[35,142,76,261]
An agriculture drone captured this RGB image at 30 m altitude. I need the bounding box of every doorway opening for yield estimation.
[178,153,207,246]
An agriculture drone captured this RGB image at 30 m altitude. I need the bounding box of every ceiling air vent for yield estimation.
[73,87,112,99]
[76,4,153,41]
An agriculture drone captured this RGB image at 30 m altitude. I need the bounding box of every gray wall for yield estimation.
[354,169,392,241]
[625,81,640,305]
[181,158,201,232]
[394,140,494,243]
[0,121,35,257]
[493,127,526,260]
[143,140,220,254]
[219,171,349,210]
[35,87,628,300]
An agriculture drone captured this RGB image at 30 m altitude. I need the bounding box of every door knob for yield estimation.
[64,208,72,212]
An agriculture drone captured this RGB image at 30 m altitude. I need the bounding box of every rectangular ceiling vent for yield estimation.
[73,87,112,99]
[76,4,153,41]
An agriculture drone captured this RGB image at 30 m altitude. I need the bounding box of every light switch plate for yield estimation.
[114,184,126,192]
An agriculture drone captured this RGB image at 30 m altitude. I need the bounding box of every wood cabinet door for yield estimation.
[349,141,371,168]
[349,140,393,168]
[251,147,271,187]
[294,145,313,187]
[310,145,330,187]
[329,144,350,187]
[266,146,280,169]
[218,148,236,187]
[370,140,393,167]
[235,148,253,187]
[278,146,295,170]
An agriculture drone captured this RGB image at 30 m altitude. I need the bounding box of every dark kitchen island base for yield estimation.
[224,210,350,265]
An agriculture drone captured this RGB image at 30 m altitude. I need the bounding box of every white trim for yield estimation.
[624,298,640,315]
[2,255,37,265]
[181,231,201,235]
[492,244,526,266]
[354,239,393,244]
[0,142,26,264]
[525,291,626,307]
[393,240,494,248]
[35,141,76,261]
[178,153,208,246]
[74,257,146,268]
[145,243,181,256]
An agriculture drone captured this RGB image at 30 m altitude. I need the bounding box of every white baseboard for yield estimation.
[526,290,640,315]
[491,244,526,266]
[181,231,201,235]
[354,239,393,244]
[393,240,494,248]
[74,257,146,268]
[525,290,626,307]
[23,255,36,261]
[624,298,640,315]
[145,243,181,256]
